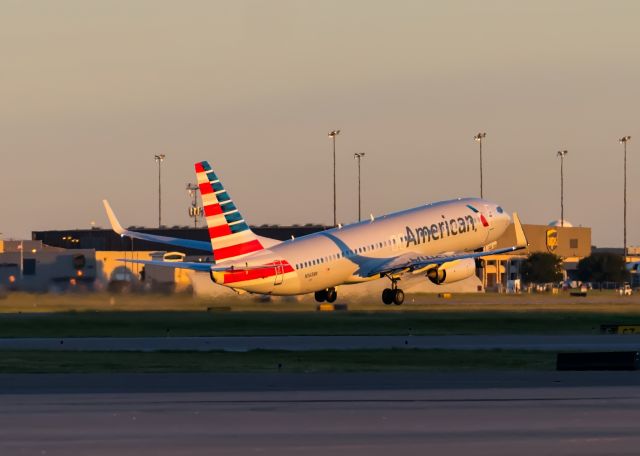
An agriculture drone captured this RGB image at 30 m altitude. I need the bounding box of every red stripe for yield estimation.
[223,261,294,284]
[209,224,232,238]
[480,214,490,227]
[203,203,222,217]
[195,163,205,173]
[199,182,213,195]
[214,239,263,261]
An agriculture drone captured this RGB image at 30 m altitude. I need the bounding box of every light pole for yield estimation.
[328,130,340,227]
[474,132,487,198]
[154,154,166,228]
[19,240,23,280]
[186,183,202,228]
[556,150,568,227]
[354,153,365,222]
[620,136,631,260]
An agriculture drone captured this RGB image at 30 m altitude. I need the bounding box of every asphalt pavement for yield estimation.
[1,334,640,351]
[2,371,640,455]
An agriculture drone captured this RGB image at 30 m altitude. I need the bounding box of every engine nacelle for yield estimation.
[426,258,476,285]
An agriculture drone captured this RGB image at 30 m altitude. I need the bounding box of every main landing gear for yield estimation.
[315,287,337,303]
[382,278,404,305]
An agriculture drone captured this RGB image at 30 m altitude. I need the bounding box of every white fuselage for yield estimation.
[213,198,511,295]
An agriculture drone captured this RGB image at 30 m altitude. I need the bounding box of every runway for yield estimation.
[1,334,640,351]
[2,372,640,455]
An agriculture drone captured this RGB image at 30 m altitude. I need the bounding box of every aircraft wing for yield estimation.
[103,200,212,252]
[362,212,528,278]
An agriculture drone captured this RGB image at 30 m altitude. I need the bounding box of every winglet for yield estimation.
[512,212,528,249]
[102,200,125,235]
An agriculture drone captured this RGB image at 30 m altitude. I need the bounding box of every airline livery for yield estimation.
[104,161,528,305]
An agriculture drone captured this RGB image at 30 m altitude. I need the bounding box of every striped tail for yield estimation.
[195,161,264,263]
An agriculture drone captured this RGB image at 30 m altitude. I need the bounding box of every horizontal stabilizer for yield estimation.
[120,259,213,272]
[119,258,280,273]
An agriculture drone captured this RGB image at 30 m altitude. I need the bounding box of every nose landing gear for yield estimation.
[382,278,404,305]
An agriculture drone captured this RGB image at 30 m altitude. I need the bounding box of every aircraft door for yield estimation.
[273,260,284,286]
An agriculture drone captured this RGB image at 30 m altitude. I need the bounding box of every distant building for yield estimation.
[31,226,330,293]
[482,221,591,290]
[0,240,96,292]
[33,225,330,255]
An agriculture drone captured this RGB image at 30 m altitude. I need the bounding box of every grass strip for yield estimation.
[0,311,637,337]
[0,349,555,373]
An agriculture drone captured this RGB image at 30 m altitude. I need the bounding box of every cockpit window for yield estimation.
[496,206,504,214]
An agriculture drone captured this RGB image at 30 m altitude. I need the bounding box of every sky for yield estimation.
[1,0,639,247]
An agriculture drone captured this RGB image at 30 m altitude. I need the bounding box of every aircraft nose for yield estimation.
[496,205,511,226]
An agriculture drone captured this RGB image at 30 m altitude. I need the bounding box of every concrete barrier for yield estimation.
[557,352,640,371]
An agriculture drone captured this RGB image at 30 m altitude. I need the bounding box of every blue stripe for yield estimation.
[220,201,236,213]
[212,181,224,192]
[230,222,249,233]
[217,192,230,203]
[201,162,211,171]
[225,211,243,223]
[206,170,218,181]
[466,204,479,213]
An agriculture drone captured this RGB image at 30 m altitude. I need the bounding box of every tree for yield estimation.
[521,252,563,284]
[577,253,629,283]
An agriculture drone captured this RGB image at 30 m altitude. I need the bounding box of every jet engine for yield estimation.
[426,258,476,285]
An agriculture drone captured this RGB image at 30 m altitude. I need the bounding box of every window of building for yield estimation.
[570,239,578,249]
[23,259,36,275]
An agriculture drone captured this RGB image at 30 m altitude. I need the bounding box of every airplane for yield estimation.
[103,160,528,305]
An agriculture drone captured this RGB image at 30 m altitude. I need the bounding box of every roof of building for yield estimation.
[548,219,573,227]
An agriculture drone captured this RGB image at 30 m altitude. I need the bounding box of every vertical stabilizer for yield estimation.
[195,161,264,263]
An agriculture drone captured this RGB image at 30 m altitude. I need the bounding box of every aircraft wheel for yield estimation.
[382,288,394,305]
[326,289,337,303]
[314,290,327,302]
[393,289,405,305]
